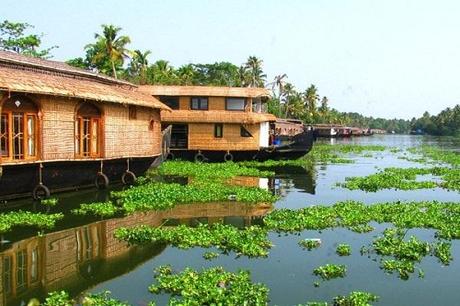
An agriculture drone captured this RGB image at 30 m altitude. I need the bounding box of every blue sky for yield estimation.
[3,0,460,119]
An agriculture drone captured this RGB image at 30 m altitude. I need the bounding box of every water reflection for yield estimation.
[0,202,272,306]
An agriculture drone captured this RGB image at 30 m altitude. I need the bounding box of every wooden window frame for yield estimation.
[240,125,253,137]
[0,111,38,161]
[190,97,208,110]
[214,123,223,138]
[225,97,246,111]
[75,116,101,158]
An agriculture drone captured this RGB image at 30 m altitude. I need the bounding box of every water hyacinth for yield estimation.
[115,223,272,257]
[0,211,64,233]
[149,266,269,305]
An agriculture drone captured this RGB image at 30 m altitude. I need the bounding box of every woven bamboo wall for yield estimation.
[188,123,260,151]
[104,104,161,158]
[37,96,162,161]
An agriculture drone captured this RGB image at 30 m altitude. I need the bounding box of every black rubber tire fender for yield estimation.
[95,172,109,189]
[194,152,205,163]
[224,152,234,162]
[122,170,137,185]
[32,183,50,200]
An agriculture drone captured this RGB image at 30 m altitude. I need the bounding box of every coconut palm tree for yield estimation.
[304,84,320,119]
[244,56,267,87]
[129,49,151,84]
[91,24,131,79]
[177,64,196,85]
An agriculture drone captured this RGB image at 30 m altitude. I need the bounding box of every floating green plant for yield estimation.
[333,291,379,306]
[203,251,220,260]
[299,238,322,250]
[0,211,64,233]
[149,265,269,305]
[336,244,352,256]
[71,201,121,218]
[35,290,129,306]
[115,223,271,257]
[313,264,347,281]
[41,197,59,207]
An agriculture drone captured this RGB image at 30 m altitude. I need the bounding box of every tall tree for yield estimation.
[89,24,131,79]
[0,20,57,58]
[244,56,267,87]
[128,49,151,84]
[304,84,320,119]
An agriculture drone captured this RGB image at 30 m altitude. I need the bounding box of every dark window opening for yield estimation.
[170,124,188,149]
[241,126,252,137]
[214,124,223,138]
[159,96,180,110]
[129,105,137,120]
[226,97,246,111]
[191,97,208,110]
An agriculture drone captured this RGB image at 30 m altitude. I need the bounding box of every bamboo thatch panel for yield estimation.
[0,51,170,110]
[188,123,260,151]
[161,110,275,124]
[139,85,270,98]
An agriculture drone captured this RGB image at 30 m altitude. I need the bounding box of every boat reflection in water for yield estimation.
[0,200,273,306]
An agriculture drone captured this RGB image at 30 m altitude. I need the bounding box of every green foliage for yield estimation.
[71,201,121,218]
[410,106,460,136]
[0,211,63,233]
[156,160,274,181]
[41,291,73,306]
[336,244,352,256]
[313,264,347,281]
[433,241,452,265]
[115,223,271,257]
[0,19,57,58]
[299,238,321,250]
[380,259,415,280]
[38,291,129,306]
[41,198,58,207]
[333,291,379,306]
[263,200,460,239]
[203,251,220,260]
[149,266,269,305]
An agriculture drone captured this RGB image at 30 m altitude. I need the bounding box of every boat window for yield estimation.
[129,105,137,120]
[76,102,102,158]
[159,96,180,110]
[1,97,39,160]
[191,97,208,110]
[241,126,252,137]
[214,124,223,138]
[226,98,246,111]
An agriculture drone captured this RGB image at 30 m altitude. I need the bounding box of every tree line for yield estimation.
[1,20,452,135]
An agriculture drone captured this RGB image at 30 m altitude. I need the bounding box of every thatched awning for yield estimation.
[161,110,276,124]
[0,51,170,110]
[139,85,271,98]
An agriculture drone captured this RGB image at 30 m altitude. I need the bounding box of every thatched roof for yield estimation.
[0,51,169,110]
[161,110,276,124]
[139,85,271,98]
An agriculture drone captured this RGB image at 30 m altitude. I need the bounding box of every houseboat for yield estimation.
[0,51,170,200]
[313,124,339,138]
[139,85,314,162]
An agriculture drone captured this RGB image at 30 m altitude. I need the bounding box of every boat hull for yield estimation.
[0,156,159,200]
[168,130,314,162]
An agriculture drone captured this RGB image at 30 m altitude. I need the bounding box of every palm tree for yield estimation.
[91,24,131,79]
[177,64,196,85]
[304,84,320,119]
[150,60,176,84]
[244,56,267,87]
[129,49,151,84]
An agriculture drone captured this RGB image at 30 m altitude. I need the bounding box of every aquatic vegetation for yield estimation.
[264,200,460,240]
[113,182,278,214]
[336,244,352,256]
[380,259,415,280]
[333,291,379,306]
[203,251,220,260]
[299,238,322,250]
[411,146,460,167]
[155,160,274,181]
[38,291,129,306]
[115,223,272,257]
[362,228,453,279]
[71,201,121,218]
[41,197,59,207]
[0,211,64,233]
[149,265,269,305]
[313,264,347,280]
[433,241,452,265]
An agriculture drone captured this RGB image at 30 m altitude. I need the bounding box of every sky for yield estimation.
[2,0,460,119]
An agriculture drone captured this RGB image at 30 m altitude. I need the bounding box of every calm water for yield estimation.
[1,135,460,306]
